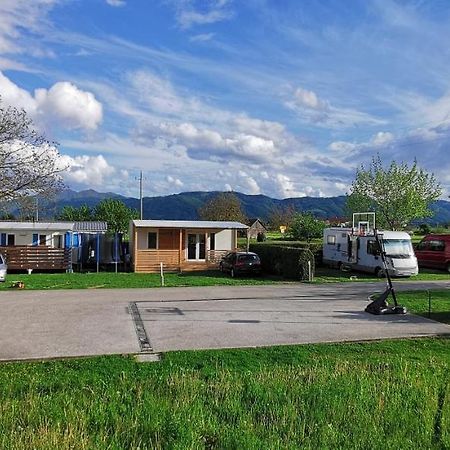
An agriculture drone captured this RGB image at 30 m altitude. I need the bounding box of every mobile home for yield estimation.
[323,228,418,277]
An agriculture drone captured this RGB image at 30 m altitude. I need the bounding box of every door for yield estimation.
[187,233,206,260]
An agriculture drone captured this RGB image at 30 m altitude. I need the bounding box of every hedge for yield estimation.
[249,243,315,280]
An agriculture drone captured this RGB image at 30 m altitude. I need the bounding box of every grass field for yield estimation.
[313,266,450,283]
[0,271,290,290]
[1,338,449,449]
[0,265,448,290]
[398,289,450,324]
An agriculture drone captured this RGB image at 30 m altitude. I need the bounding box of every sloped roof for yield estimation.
[132,220,248,229]
[0,221,108,232]
[73,221,108,232]
[0,221,74,231]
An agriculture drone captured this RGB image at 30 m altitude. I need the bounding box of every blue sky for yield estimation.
[1,0,450,199]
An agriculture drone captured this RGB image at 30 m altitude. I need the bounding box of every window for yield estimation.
[54,235,63,248]
[416,241,428,251]
[0,233,6,246]
[39,234,47,246]
[429,240,445,251]
[210,233,216,250]
[327,235,336,245]
[367,240,380,256]
[147,232,157,249]
[7,234,15,246]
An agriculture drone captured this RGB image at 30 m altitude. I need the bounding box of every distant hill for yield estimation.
[37,189,450,225]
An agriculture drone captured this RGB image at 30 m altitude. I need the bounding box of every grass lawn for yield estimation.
[313,266,450,283]
[398,289,450,324]
[1,338,450,449]
[0,271,290,290]
[0,266,448,290]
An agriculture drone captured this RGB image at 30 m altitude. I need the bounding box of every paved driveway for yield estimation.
[0,281,449,361]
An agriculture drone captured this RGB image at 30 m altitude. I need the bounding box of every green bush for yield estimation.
[251,241,322,267]
[250,243,315,280]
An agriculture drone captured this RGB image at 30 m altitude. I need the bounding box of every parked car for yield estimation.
[0,253,7,282]
[219,251,262,277]
[415,234,450,273]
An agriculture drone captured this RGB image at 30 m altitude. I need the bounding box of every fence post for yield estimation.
[160,262,165,287]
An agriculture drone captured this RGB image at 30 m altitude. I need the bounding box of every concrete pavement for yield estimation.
[0,281,449,361]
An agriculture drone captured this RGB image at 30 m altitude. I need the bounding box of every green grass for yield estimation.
[1,265,448,290]
[313,267,450,283]
[0,271,289,290]
[1,338,450,449]
[398,290,450,324]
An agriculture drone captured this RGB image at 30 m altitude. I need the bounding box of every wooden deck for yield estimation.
[134,249,229,273]
[1,246,70,271]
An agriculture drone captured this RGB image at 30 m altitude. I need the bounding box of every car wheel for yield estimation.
[446,262,450,274]
[231,268,236,278]
[338,262,343,272]
[375,267,385,278]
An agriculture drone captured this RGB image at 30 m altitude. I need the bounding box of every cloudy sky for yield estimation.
[1,0,450,199]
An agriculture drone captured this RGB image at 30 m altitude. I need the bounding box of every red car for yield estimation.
[414,234,450,273]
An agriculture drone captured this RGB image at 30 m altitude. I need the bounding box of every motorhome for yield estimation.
[323,227,418,277]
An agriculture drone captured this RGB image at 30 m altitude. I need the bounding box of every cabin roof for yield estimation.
[132,220,248,229]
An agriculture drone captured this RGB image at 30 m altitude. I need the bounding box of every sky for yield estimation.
[1,0,450,200]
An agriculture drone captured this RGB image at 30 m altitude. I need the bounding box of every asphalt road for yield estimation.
[0,281,449,361]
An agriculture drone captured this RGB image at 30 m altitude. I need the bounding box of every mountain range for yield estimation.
[35,189,450,225]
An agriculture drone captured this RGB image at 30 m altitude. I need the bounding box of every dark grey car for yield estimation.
[219,251,262,277]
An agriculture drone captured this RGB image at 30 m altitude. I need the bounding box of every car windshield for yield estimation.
[383,239,413,258]
[238,254,259,262]
[0,255,4,264]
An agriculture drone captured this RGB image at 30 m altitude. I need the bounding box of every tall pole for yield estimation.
[139,170,143,220]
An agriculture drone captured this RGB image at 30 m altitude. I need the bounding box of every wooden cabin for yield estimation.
[130,220,248,273]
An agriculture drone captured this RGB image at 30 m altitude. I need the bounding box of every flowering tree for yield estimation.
[347,155,442,229]
[0,101,66,203]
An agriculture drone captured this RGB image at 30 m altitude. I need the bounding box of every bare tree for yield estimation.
[198,192,247,222]
[0,101,66,204]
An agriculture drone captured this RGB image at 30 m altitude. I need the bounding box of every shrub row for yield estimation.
[249,243,315,280]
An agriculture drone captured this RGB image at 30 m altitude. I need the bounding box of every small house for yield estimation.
[247,218,267,239]
[0,221,73,271]
[130,220,248,273]
[0,221,108,272]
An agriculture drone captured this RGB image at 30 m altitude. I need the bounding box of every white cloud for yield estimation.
[35,82,103,130]
[138,121,279,162]
[285,85,384,128]
[0,0,58,56]
[371,131,395,146]
[292,87,329,111]
[174,0,233,29]
[240,175,261,195]
[189,33,215,43]
[275,174,302,198]
[106,0,126,6]
[61,155,116,187]
[0,71,103,131]
[166,175,183,187]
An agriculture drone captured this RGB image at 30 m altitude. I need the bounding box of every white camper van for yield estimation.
[323,228,418,277]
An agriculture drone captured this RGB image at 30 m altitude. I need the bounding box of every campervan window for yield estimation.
[367,240,380,256]
[383,239,413,258]
[327,235,336,245]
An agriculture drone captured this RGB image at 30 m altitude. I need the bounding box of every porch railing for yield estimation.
[135,249,180,272]
[0,246,70,270]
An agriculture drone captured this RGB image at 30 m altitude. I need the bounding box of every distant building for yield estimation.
[247,218,267,239]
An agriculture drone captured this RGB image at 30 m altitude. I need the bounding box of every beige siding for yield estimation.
[215,229,233,250]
